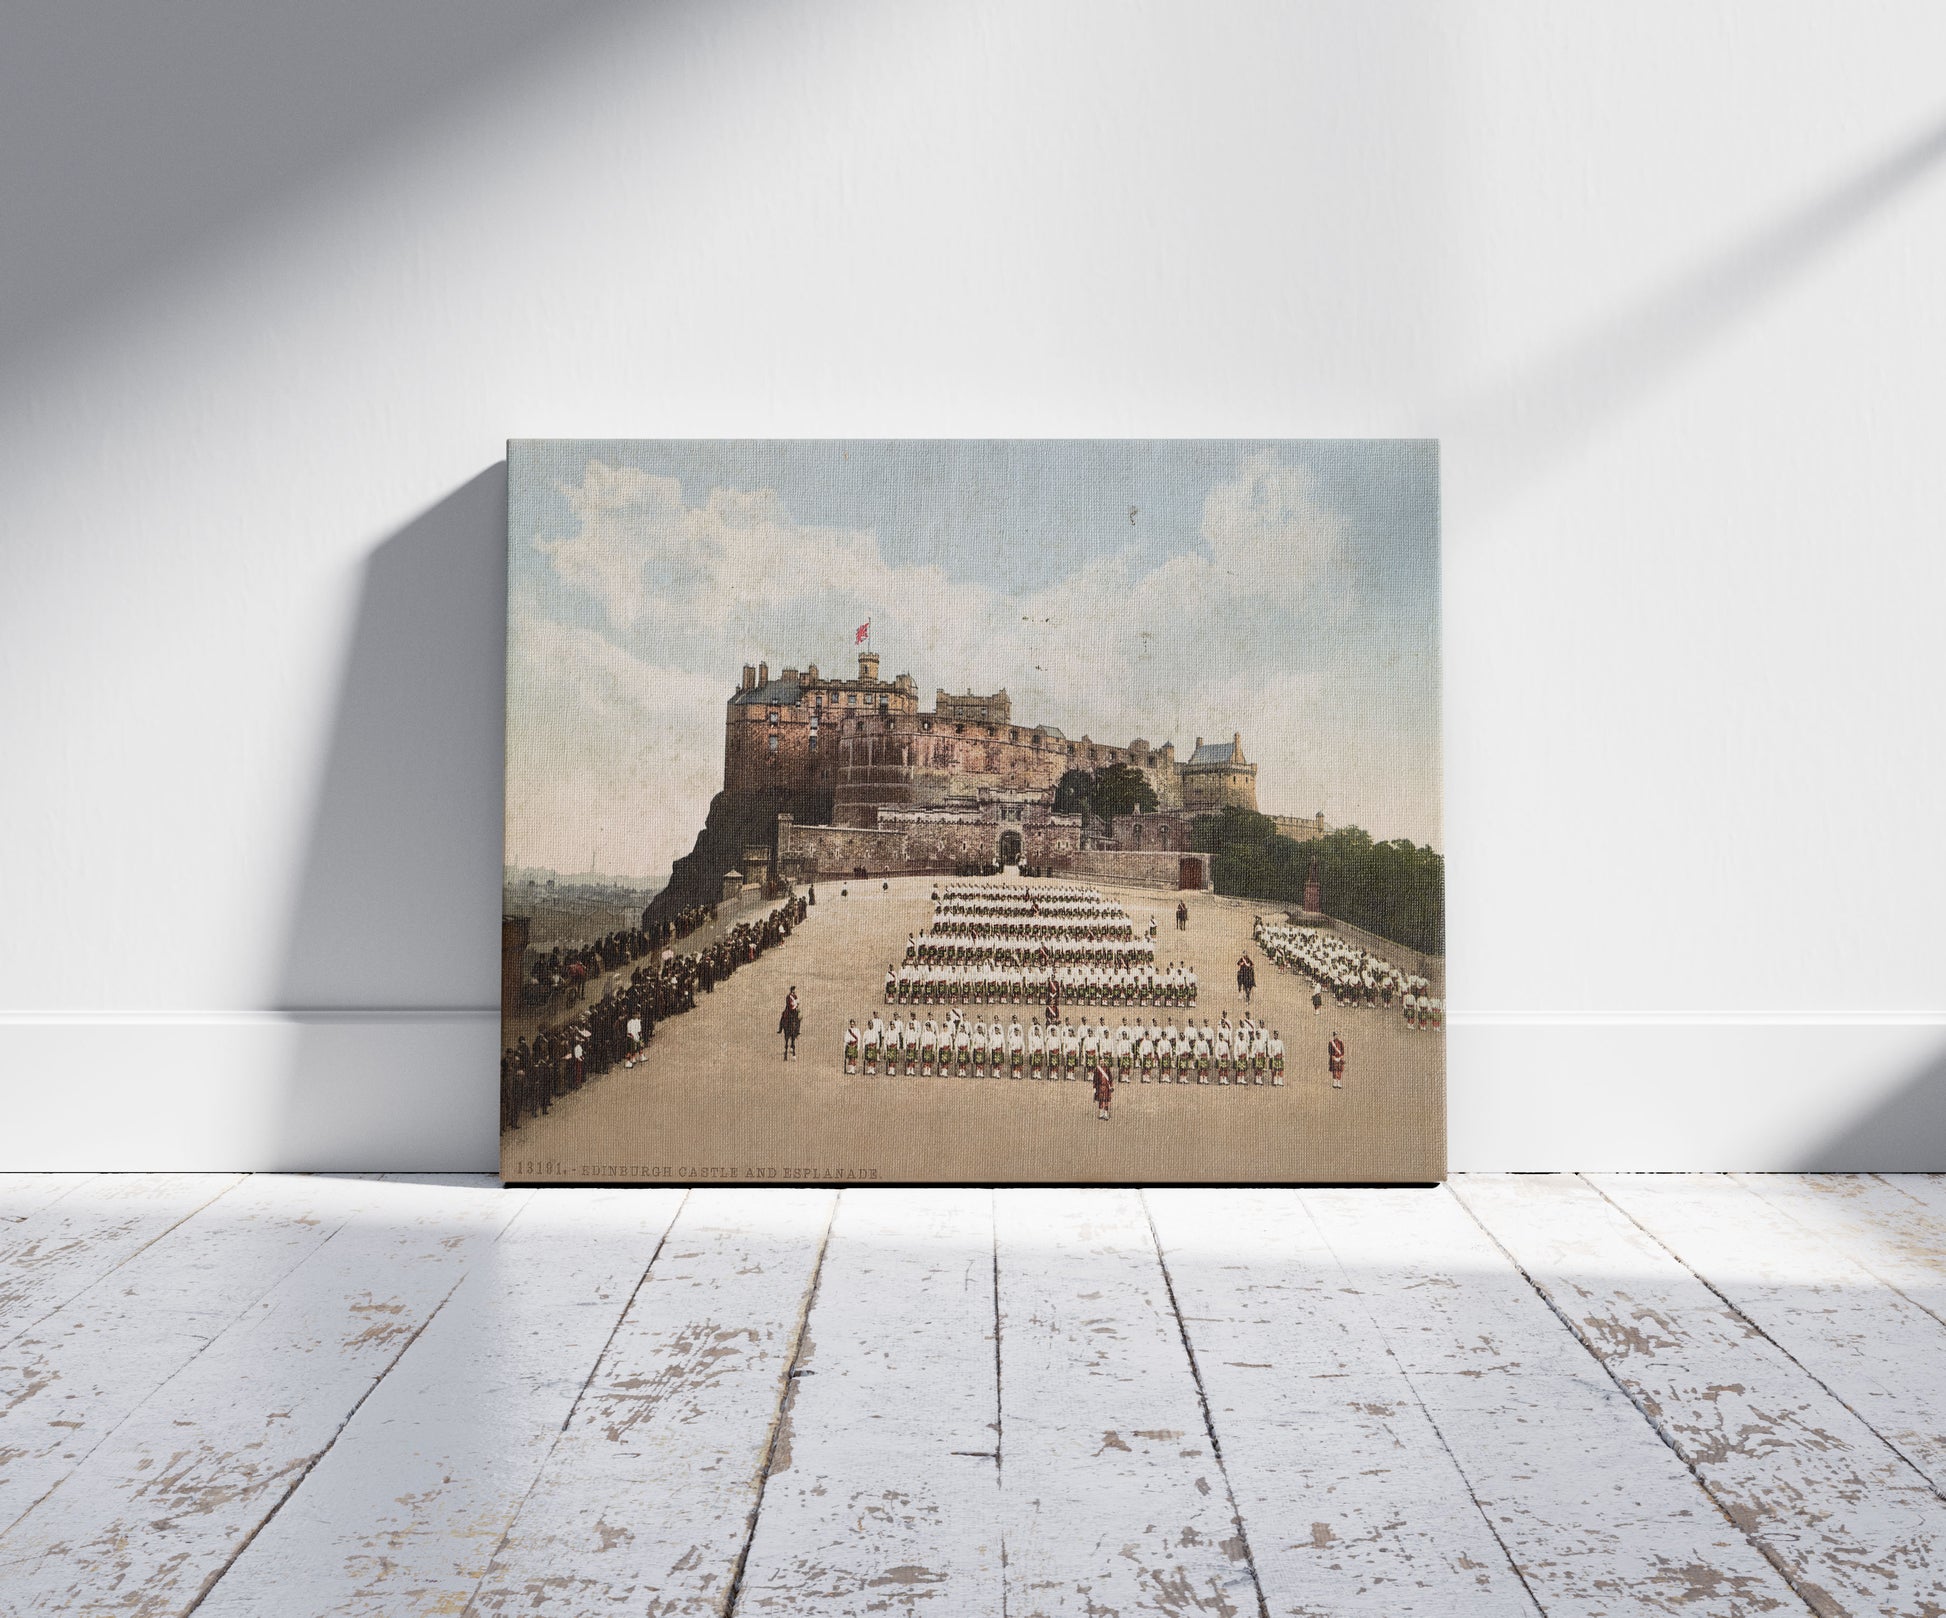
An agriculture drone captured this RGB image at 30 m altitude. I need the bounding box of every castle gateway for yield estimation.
[718,650,1315,892]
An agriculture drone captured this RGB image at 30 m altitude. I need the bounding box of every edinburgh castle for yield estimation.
[651,650,1324,917]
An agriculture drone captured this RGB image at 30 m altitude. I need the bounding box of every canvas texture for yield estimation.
[501,440,1443,1183]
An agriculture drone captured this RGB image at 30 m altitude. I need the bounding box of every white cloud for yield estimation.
[511,451,1438,879]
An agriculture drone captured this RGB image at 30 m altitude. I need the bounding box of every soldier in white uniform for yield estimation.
[844,1017,861,1075]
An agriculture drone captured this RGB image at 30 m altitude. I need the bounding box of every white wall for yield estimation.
[4,1,1943,1171]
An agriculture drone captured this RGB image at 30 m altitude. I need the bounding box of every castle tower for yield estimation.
[859,651,880,682]
[1181,731,1259,812]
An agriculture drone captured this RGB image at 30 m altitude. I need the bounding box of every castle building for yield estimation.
[714,649,1301,891]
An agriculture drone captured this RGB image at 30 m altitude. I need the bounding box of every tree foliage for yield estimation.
[1191,807,1444,956]
[1052,768,1094,816]
[1053,764,1159,820]
[1089,762,1160,818]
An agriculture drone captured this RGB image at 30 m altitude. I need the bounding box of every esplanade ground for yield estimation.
[502,873,1444,1184]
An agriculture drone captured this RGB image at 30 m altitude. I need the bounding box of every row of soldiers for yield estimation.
[1254,920,1418,1006]
[886,959,1200,1008]
[903,933,1156,967]
[926,915,1137,941]
[502,895,809,1131]
[844,1010,1285,1083]
[933,884,1124,918]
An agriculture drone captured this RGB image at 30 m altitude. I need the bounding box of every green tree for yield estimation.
[1196,812,1444,956]
[1052,769,1094,816]
[1090,762,1159,818]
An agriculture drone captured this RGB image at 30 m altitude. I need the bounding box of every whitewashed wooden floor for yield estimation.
[2,1177,1945,1616]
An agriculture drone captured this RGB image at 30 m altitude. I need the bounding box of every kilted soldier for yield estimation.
[1137,1027,1156,1082]
[1270,1030,1285,1084]
[1062,1022,1081,1081]
[1194,1024,1212,1085]
[1429,997,1444,1032]
[863,1015,882,1075]
[1312,980,1325,1017]
[1009,1017,1025,1078]
[971,1019,989,1078]
[844,1018,861,1075]
[1251,1029,1269,1085]
[1079,1019,1100,1078]
[920,1018,938,1076]
[954,1017,972,1077]
[1028,1018,1045,1078]
[1328,1031,1346,1089]
[1092,1057,1115,1122]
[1116,1024,1134,1085]
[1045,975,1062,1026]
[888,1015,907,1074]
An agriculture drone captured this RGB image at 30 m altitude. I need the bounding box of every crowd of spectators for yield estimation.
[502,894,808,1131]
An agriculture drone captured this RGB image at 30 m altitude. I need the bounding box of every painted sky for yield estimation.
[506,440,1441,883]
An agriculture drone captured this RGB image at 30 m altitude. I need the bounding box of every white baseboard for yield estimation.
[0,1014,1940,1173]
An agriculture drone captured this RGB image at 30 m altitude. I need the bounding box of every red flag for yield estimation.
[855,620,870,644]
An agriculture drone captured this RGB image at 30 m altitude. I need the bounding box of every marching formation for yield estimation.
[889,883,1197,1008]
[843,1009,1284,1085]
[1254,920,1443,1029]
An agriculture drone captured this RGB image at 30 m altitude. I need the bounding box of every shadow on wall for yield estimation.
[0,1,647,378]
[271,465,508,1170]
[1449,108,1946,515]
[1796,1043,1946,1173]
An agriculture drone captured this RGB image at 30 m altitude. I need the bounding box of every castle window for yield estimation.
[767,710,778,723]
[768,734,778,753]
[1010,729,1018,741]
[847,692,856,704]
[921,720,931,732]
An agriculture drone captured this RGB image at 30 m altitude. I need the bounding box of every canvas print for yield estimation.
[501,440,1443,1183]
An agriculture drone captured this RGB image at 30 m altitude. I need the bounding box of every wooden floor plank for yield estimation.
[1303,1186,1805,1616]
[0,1173,245,1348]
[1457,1173,1946,1618]
[1733,1176,1946,1325]
[0,1175,405,1537]
[732,1188,1003,1615]
[464,1187,837,1616]
[1593,1173,1946,1501]
[0,1175,526,1616]
[0,1174,96,1223]
[994,1187,1261,1618]
[190,1186,687,1617]
[1146,1187,1539,1616]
